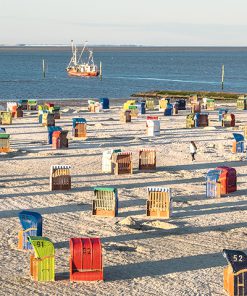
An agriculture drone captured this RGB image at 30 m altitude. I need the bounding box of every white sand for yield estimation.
[0,102,247,295]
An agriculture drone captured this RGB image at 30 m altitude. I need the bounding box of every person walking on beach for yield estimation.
[190,141,197,161]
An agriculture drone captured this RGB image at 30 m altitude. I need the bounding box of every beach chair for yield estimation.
[29,236,55,281]
[218,108,228,122]
[194,113,209,127]
[49,106,60,119]
[175,99,186,110]
[52,130,68,149]
[92,187,118,217]
[42,113,55,127]
[189,94,198,103]
[243,126,247,139]
[0,128,6,133]
[139,149,156,171]
[164,103,173,116]
[186,114,195,128]
[0,111,12,125]
[18,99,28,110]
[237,95,247,110]
[222,114,235,127]
[146,98,155,110]
[173,102,178,115]
[146,119,160,136]
[47,126,62,144]
[232,133,244,153]
[206,169,222,198]
[100,98,109,109]
[18,211,42,250]
[50,165,71,190]
[128,105,139,117]
[190,102,201,113]
[7,102,17,113]
[44,103,54,110]
[70,238,103,281]
[0,133,10,152]
[72,118,87,139]
[112,152,133,175]
[123,100,136,110]
[120,110,131,123]
[223,249,247,296]
[27,100,37,111]
[147,187,172,218]
[102,149,122,173]
[206,99,215,110]
[216,166,237,194]
[136,102,146,115]
[159,98,170,111]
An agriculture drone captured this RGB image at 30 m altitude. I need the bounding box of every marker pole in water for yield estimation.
[221,64,224,90]
[100,61,102,80]
[42,59,46,78]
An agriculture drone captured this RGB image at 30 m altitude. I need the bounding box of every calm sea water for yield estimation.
[0,47,247,100]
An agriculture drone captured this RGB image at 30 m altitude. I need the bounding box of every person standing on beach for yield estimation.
[190,141,197,161]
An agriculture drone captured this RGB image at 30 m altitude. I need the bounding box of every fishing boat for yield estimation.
[66,41,99,77]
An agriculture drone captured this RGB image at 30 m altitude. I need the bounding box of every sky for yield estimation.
[1,0,247,46]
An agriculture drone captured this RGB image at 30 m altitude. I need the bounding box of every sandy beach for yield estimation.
[0,100,247,295]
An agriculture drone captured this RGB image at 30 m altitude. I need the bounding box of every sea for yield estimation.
[0,46,247,100]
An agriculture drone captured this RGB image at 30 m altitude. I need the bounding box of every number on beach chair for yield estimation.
[223,249,247,296]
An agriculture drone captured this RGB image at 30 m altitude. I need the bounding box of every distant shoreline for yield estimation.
[1,46,247,52]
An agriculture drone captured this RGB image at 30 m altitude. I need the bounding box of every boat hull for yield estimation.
[67,70,99,77]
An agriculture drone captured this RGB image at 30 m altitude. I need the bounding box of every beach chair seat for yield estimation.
[139,148,156,171]
[29,236,55,282]
[70,238,103,281]
[50,165,71,190]
[112,152,133,175]
[147,187,172,218]
[92,187,118,217]
[223,249,247,296]
[18,211,42,250]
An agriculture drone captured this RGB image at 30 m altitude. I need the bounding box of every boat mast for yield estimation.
[77,40,88,64]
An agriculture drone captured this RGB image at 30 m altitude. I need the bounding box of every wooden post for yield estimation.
[221,64,224,90]
[42,59,46,78]
[100,61,102,80]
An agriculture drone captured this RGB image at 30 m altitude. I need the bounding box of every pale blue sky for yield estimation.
[1,0,247,45]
